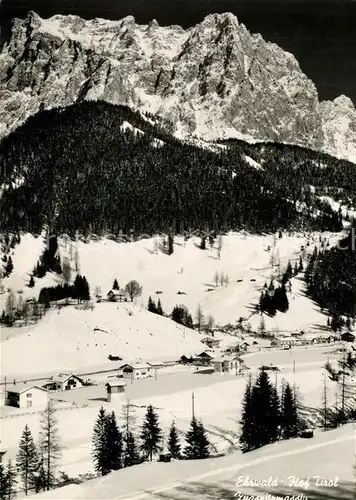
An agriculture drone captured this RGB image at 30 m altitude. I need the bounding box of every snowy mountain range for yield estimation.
[0,10,355,163]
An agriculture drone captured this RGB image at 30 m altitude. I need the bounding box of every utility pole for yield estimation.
[155,368,157,381]
[126,400,130,437]
[293,360,295,374]
[192,392,195,419]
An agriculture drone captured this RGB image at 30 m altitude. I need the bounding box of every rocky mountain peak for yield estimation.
[0,11,355,163]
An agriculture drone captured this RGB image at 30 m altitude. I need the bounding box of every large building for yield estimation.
[41,374,84,392]
[119,362,152,380]
[5,384,48,409]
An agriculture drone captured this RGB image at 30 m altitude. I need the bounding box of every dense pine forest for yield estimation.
[0,101,353,236]
[305,226,356,318]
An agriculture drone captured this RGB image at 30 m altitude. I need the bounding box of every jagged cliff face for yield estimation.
[0,11,355,162]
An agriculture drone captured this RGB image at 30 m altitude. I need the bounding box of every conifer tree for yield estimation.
[106,411,123,471]
[196,421,210,459]
[147,296,157,313]
[167,421,181,459]
[184,417,210,459]
[249,370,280,448]
[280,383,299,439]
[4,257,13,277]
[124,432,140,467]
[92,407,110,476]
[113,279,119,290]
[140,405,162,461]
[28,276,35,288]
[5,461,17,500]
[298,256,303,272]
[33,460,46,494]
[82,276,90,301]
[39,400,61,490]
[239,374,256,452]
[156,299,163,316]
[0,460,8,500]
[16,425,38,495]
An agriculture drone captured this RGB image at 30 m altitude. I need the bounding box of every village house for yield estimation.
[107,289,128,302]
[213,356,243,374]
[271,336,302,348]
[224,341,249,354]
[106,380,126,403]
[200,337,221,349]
[5,384,48,409]
[195,351,214,365]
[119,362,152,379]
[41,374,84,392]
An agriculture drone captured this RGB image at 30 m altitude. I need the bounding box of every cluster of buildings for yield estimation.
[0,374,86,409]
[178,335,249,375]
[271,331,355,349]
[0,361,160,410]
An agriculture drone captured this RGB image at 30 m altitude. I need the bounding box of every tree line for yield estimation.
[92,403,212,476]
[0,401,61,499]
[304,226,356,319]
[239,370,306,452]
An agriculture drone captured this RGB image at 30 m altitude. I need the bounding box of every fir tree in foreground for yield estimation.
[5,460,17,500]
[280,383,299,439]
[140,405,162,461]
[184,417,210,460]
[92,407,110,476]
[16,424,38,495]
[239,374,255,452]
[167,421,181,459]
[34,461,47,493]
[124,432,140,467]
[106,411,123,471]
[0,460,8,500]
[240,370,280,451]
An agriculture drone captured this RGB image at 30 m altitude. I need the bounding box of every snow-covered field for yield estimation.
[0,302,204,377]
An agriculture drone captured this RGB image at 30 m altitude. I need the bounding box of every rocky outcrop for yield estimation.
[0,11,354,162]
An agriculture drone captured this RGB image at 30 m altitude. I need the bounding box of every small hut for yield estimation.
[106,380,126,403]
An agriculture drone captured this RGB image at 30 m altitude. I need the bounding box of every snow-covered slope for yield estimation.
[1,230,345,378]
[0,11,355,162]
[0,302,203,377]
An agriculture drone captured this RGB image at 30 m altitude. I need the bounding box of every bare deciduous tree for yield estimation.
[39,401,61,491]
[125,281,143,302]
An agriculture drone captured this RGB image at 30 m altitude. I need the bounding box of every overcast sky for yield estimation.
[0,0,355,103]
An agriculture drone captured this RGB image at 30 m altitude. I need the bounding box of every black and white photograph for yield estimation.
[0,0,355,498]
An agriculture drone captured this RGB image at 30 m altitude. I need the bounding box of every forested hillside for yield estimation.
[305,226,356,318]
[0,101,353,236]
